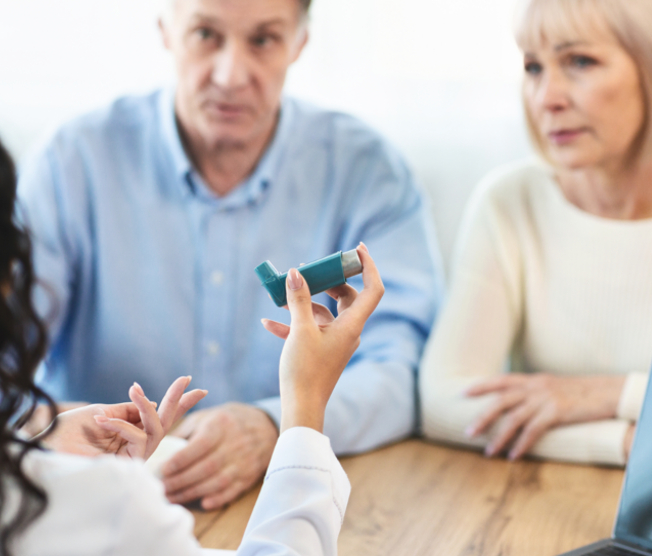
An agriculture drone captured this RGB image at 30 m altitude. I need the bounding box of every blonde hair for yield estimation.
[514,0,652,165]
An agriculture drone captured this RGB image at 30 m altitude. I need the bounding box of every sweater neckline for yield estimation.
[539,164,652,230]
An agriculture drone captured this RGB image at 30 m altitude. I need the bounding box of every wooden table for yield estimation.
[193,440,625,555]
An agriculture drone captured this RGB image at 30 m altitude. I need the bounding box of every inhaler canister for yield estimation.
[255,249,363,307]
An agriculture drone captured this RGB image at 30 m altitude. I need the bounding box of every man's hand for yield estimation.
[465,374,627,460]
[163,403,279,510]
[45,377,206,459]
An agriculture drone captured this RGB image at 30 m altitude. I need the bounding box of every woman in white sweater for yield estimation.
[420,0,652,467]
[0,138,385,555]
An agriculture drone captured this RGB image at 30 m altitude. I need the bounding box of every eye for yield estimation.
[569,54,597,69]
[195,27,215,41]
[251,33,278,49]
[524,61,543,75]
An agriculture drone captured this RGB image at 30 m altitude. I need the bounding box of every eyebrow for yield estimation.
[189,13,287,28]
[554,41,589,51]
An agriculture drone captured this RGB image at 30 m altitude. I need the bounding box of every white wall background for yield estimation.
[0,0,533,269]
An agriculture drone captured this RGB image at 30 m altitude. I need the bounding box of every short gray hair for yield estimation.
[161,0,311,23]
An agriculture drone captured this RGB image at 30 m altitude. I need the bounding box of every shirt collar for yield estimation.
[158,87,295,208]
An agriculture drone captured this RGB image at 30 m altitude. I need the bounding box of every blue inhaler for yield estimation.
[255,250,363,307]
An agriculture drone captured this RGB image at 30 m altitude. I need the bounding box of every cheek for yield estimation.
[176,52,213,94]
[583,75,645,149]
[523,83,544,124]
[253,60,290,105]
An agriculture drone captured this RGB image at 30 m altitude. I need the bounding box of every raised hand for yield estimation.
[46,377,207,460]
[263,243,384,433]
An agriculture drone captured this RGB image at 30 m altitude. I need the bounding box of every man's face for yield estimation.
[161,0,308,148]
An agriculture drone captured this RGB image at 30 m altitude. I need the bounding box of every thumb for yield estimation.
[286,268,315,327]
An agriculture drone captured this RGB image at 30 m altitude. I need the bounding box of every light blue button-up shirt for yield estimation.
[18,89,443,453]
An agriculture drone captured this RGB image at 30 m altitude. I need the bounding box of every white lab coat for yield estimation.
[7,427,350,556]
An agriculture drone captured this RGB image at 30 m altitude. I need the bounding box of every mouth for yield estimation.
[547,128,588,145]
[203,101,250,119]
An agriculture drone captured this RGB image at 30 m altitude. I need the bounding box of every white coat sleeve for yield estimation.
[114,428,348,555]
[236,427,350,556]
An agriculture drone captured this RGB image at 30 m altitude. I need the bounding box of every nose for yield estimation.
[535,67,571,113]
[211,42,250,91]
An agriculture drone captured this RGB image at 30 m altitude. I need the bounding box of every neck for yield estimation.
[556,157,652,220]
[176,110,279,198]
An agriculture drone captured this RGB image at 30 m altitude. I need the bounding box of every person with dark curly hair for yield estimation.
[1,136,384,555]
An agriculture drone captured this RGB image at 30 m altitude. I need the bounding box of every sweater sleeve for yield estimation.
[618,372,650,422]
[419,177,523,446]
[418,173,633,467]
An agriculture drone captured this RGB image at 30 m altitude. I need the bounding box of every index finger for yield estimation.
[158,376,192,432]
[338,243,384,328]
[324,283,358,313]
[466,375,523,397]
[103,401,151,424]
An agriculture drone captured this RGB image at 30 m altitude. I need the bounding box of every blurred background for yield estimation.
[0,0,532,269]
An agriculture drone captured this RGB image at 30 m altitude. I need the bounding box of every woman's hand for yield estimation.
[45,377,207,460]
[262,244,384,433]
[465,374,626,460]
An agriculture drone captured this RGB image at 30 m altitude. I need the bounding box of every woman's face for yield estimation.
[523,26,646,171]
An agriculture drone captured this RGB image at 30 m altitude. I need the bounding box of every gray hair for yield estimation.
[160,0,311,23]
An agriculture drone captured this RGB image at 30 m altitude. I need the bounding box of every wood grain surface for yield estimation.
[193,440,624,555]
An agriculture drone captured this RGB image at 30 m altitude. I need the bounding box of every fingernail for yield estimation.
[186,375,192,384]
[465,426,476,438]
[485,446,495,457]
[94,415,109,423]
[508,451,517,461]
[288,268,303,290]
[359,242,369,253]
[261,318,269,326]
[133,382,145,396]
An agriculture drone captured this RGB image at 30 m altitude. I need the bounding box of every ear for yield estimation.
[159,17,172,51]
[290,27,309,64]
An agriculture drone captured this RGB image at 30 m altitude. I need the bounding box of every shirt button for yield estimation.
[211,271,224,286]
[207,341,221,356]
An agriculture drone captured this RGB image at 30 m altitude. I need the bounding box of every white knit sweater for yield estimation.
[420,159,652,466]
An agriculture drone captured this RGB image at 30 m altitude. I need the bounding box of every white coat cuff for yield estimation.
[267,427,351,524]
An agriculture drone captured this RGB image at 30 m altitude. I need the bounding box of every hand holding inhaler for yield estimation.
[256,249,364,307]
[262,243,384,433]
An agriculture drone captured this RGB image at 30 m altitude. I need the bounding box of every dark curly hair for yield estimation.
[0,139,56,556]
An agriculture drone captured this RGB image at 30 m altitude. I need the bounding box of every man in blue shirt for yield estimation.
[18,0,443,510]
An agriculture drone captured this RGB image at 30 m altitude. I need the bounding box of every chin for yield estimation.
[547,148,601,172]
[201,125,254,149]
